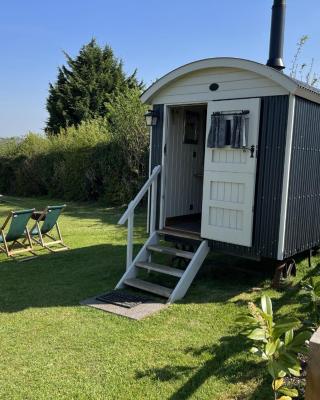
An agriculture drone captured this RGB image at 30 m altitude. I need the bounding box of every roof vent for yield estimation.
[267,0,286,71]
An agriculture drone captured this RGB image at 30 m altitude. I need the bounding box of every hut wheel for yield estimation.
[272,258,296,289]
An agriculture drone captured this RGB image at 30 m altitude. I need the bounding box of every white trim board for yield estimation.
[146,124,153,233]
[158,105,168,230]
[277,95,296,260]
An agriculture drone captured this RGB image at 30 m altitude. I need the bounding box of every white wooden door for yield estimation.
[201,98,260,246]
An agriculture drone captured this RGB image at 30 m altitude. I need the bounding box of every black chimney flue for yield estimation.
[267,0,286,71]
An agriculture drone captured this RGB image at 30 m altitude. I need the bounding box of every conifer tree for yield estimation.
[46,39,142,134]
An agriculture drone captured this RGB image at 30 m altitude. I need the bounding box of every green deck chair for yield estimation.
[0,209,37,261]
[30,205,68,252]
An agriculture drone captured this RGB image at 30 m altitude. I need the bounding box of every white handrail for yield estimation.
[118,165,161,270]
[118,165,161,225]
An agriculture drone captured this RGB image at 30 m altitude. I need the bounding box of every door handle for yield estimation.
[250,145,255,158]
[242,145,255,158]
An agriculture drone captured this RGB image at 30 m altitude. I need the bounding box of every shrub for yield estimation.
[0,89,149,204]
[104,87,149,203]
[237,295,312,400]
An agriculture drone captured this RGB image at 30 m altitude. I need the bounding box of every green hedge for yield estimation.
[0,143,148,204]
[0,89,149,204]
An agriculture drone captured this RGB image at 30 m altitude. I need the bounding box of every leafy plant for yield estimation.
[237,295,311,400]
[290,35,319,87]
[301,277,320,328]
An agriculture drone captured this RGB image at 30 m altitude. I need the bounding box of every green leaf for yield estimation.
[261,295,273,316]
[288,330,312,351]
[277,396,292,400]
[268,360,287,379]
[288,366,301,377]
[279,352,300,369]
[273,319,300,339]
[285,329,294,345]
[250,347,259,354]
[277,354,301,376]
[265,341,278,356]
[278,387,299,397]
[248,328,266,341]
[261,311,273,325]
[272,378,284,391]
[267,361,276,378]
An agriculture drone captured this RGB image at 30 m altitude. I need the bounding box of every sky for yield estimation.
[0,0,319,138]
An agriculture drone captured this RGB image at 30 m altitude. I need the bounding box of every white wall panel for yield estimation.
[151,67,288,105]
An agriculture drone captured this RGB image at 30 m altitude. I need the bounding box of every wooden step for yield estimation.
[147,244,194,260]
[124,278,173,298]
[158,228,202,241]
[136,261,184,278]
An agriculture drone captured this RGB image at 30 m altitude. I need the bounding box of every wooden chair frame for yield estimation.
[30,207,69,253]
[0,211,37,261]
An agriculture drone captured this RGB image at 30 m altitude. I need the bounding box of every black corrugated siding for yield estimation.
[284,97,320,257]
[150,104,164,228]
[210,95,289,259]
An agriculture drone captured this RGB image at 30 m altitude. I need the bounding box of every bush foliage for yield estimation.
[0,89,149,204]
[46,39,142,134]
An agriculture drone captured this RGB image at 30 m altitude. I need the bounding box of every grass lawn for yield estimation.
[0,196,318,400]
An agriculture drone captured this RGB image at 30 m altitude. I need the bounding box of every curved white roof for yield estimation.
[141,57,320,104]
